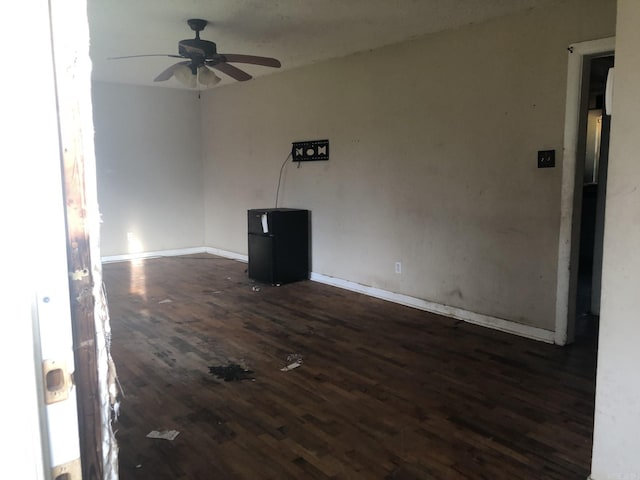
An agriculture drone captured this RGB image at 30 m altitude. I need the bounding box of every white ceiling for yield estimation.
[88,0,563,90]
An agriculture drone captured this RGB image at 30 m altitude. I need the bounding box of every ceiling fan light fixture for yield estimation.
[173,64,197,88]
[198,66,221,87]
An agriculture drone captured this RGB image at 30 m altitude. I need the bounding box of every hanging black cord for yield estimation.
[275,152,292,208]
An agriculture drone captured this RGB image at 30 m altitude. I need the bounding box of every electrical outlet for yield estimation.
[395,262,402,274]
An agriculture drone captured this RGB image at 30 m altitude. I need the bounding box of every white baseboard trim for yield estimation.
[101,247,554,343]
[310,272,555,343]
[101,246,207,263]
[102,246,249,264]
[204,247,248,263]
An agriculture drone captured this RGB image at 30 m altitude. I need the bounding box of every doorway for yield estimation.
[575,55,614,342]
[555,37,615,346]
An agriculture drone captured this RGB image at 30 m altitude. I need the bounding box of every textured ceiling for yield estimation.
[88,0,564,90]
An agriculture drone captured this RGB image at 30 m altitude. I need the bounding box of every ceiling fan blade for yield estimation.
[209,62,252,81]
[108,54,183,60]
[219,54,281,68]
[154,61,191,82]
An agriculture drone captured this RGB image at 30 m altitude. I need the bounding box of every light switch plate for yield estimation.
[538,150,555,168]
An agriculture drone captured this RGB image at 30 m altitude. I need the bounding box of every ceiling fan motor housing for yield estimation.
[179,39,218,59]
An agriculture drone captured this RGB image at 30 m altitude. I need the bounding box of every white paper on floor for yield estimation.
[280,361,302,372]
[146,430,180,441]
[158,298,173,304]
[280,354,304,372]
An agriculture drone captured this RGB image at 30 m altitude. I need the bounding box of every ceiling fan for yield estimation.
[109,19,281,87]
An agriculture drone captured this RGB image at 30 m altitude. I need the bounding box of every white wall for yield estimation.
[92,81,204,256]
[201,0,616,332]
[590,0,640,478]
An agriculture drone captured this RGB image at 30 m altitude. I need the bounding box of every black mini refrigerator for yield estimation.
[247,208,310,285]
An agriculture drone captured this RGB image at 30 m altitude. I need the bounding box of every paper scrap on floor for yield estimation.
[158,298,173,304]
[281,354,303,371]
[280,361,302,371]
[146,430,180,441]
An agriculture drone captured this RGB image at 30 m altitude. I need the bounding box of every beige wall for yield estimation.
[201,0,616,331]
[591,0,640,477]
[92,82,204,256]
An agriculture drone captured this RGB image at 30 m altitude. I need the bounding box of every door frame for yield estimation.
[555,37,615,345]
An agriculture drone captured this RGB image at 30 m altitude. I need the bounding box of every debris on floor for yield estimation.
[280,362,302,371]
[252,286,261,292]
[281,353,303,372]
[146,430,180,441]
[209,363,255,381]
[158,298,173,304]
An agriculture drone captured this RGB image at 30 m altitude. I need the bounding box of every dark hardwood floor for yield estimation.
[103,254,597,479]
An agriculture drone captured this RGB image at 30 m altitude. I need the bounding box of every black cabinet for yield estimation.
[247,208,310,285]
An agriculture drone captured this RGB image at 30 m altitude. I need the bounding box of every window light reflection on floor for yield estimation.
[127,231,146,299]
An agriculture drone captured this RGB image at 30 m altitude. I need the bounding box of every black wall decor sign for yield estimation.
[291,139,329,161]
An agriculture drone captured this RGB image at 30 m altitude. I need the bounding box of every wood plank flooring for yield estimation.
[103,254,597,479]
